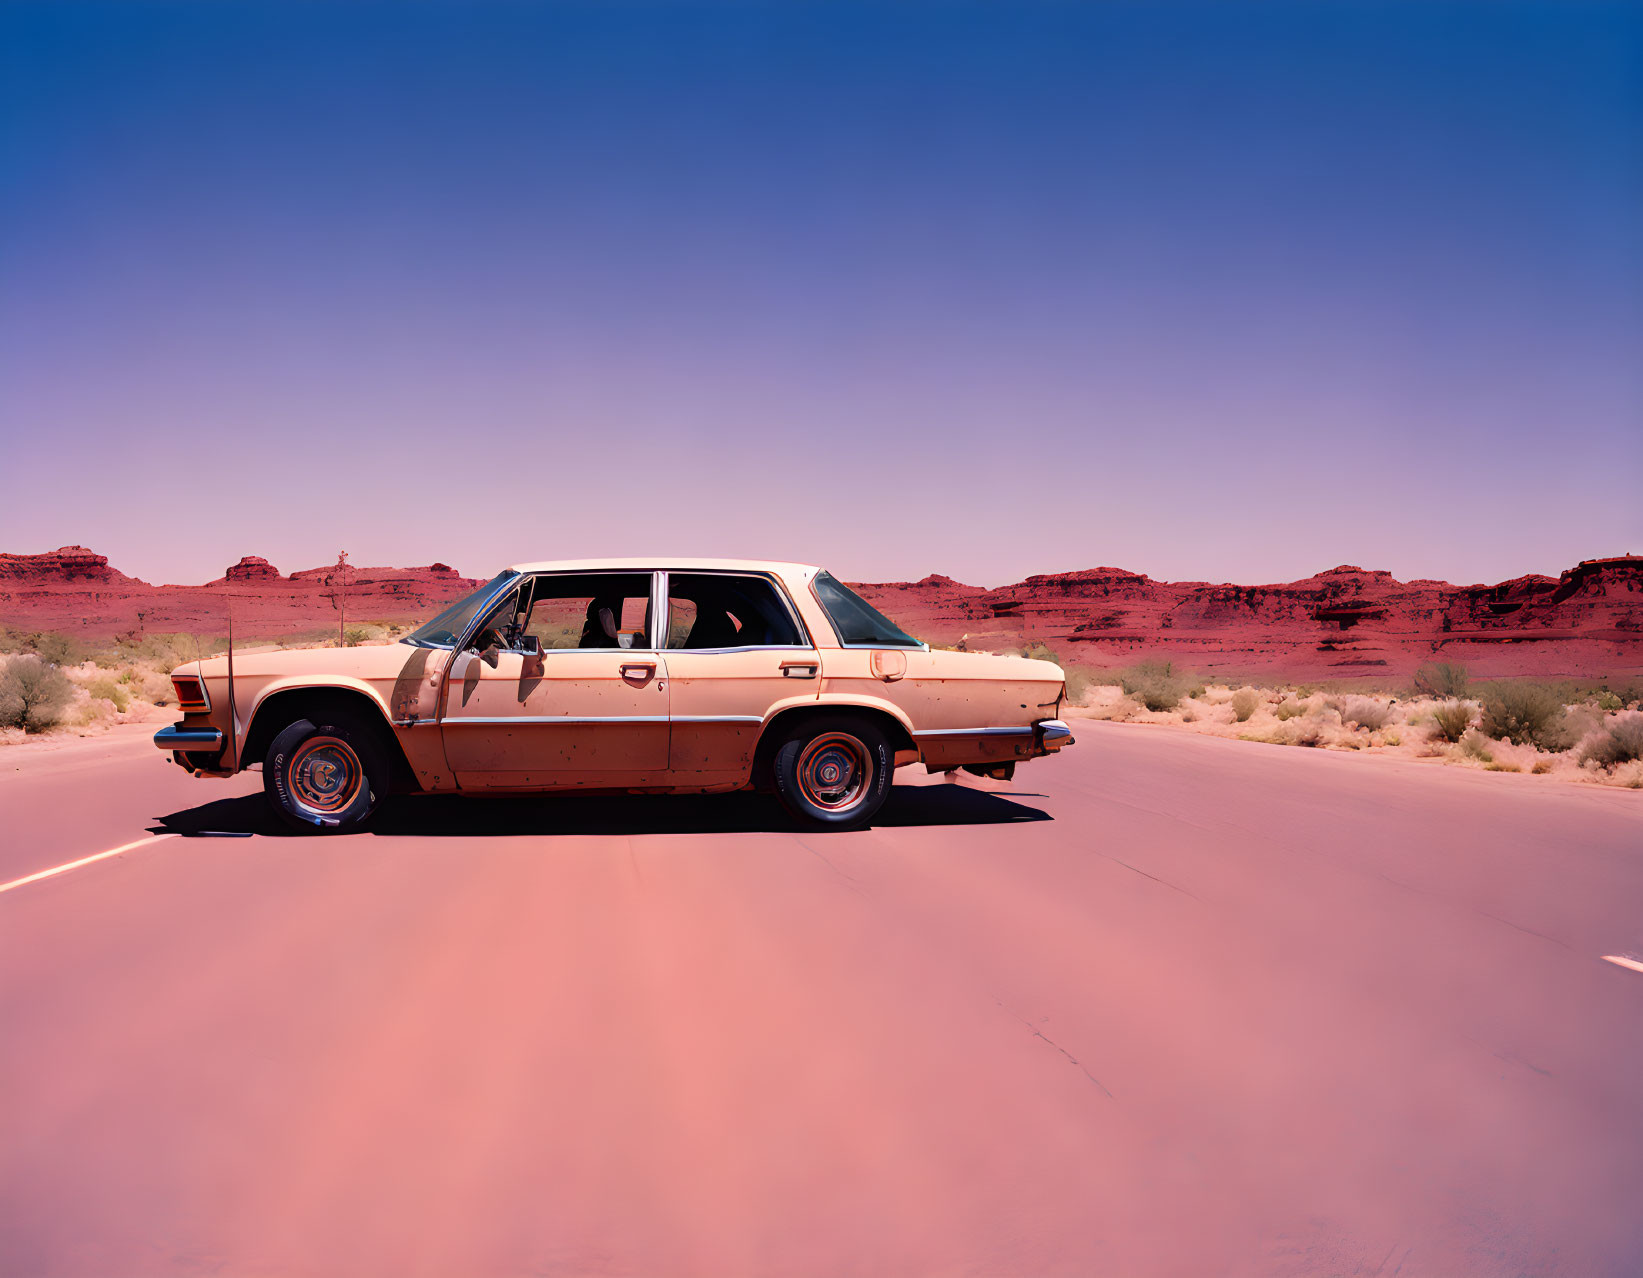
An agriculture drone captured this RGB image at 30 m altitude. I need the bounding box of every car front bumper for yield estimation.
[154,724,225,752]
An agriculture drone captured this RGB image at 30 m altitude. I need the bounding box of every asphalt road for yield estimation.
[2,723,1641,1277]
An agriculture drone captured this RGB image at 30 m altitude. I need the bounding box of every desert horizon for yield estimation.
[3,542,1639,683]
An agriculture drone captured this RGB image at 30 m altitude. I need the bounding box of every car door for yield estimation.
[659,571,818,783]
[440,571,670,787]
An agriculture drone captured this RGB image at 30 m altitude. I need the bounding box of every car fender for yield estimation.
[239,675,395,758]
[768,691,917,740]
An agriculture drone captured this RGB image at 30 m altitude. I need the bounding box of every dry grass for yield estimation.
[1113,661,1200,713]
[1580,712,1643,770]
[1413,662,1469,699]
[1068,676,1643,790]
[1338,696,1391,731]
[1427,700,1475,743]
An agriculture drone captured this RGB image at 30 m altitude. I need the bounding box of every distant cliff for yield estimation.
[852,557,1642,681]
[0,547,482,641]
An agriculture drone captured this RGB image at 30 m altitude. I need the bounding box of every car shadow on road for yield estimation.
[149,783,1052,839]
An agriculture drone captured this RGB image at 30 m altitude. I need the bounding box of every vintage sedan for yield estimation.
[156,559,1074,832]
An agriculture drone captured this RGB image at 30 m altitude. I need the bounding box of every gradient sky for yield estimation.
[2,2,1639,589]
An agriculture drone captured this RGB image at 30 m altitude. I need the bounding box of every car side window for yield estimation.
[518,573,655,651]
[665,574,804,649]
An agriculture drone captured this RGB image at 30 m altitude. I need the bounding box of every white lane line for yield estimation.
[1602,955,1643,975]
[0,834,179,896]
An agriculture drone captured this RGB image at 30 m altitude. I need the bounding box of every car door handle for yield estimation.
[780,661,819,678]
[620,661,657,680]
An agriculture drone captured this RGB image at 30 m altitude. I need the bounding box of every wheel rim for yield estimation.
[287,735,363,815]
[796,732,873,811]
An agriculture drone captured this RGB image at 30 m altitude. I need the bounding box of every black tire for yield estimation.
[264,713,388,834]
[771,715,893,830]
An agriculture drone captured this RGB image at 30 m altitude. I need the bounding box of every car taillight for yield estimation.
[172,676,209,711]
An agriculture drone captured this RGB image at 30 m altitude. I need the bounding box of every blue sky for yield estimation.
[2,2,1638,586]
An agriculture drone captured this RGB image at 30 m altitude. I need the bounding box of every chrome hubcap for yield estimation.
[289,736,362,813]
[797,733,872,811]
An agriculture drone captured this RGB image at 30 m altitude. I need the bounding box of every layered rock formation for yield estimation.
[0,547,483,641]
[852,556,1643,681]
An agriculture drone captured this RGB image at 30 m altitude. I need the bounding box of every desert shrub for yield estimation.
[1596,679,1643,711]
[1275,697,1309,721]
[1413,662,1469,699]
[1428,700,1474,743]
[1339,696,1390,731]
[0,656,75,732]
[1478,682,1567,748]
[86,675,130,713]
[1382,731,1401,746]
[1458,729,1495,762]
[1580,713,1643,770]
[1117,660,1193,712]
[1284,720,1325,748]
[1231,688,1261,722]
[23,631,84,666]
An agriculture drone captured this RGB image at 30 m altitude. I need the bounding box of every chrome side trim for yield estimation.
[652,644,815,656]
[443,716,671,725]
[911,726,1035,738]
[439,714,761,727]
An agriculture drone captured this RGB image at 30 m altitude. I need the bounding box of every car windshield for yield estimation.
[812,571,922,648]
[402,572,519,648]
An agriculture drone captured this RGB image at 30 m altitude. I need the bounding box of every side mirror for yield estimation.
[517,633,544,680]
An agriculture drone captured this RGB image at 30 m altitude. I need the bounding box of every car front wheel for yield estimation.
[772,716,893,830]
[264,714,387,834]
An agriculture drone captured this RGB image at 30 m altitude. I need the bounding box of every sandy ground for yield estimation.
[1065,686,1643,790]
[1,727,1640,1277]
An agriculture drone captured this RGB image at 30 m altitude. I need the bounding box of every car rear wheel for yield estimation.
[264,714,387,834]
[772,716,893,830]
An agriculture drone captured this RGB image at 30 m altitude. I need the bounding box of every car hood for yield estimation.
[187,642,430,683]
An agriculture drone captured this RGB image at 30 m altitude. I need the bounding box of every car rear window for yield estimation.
[812,572,921,648]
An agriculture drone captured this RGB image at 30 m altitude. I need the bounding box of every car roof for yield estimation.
[504,557,823,576]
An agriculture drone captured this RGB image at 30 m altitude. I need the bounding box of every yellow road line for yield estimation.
[0,834,180,896]
[1602,955,1643,975]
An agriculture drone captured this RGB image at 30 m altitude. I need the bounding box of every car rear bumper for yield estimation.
[1034,718,1075,753]
[914,717,1075,772]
